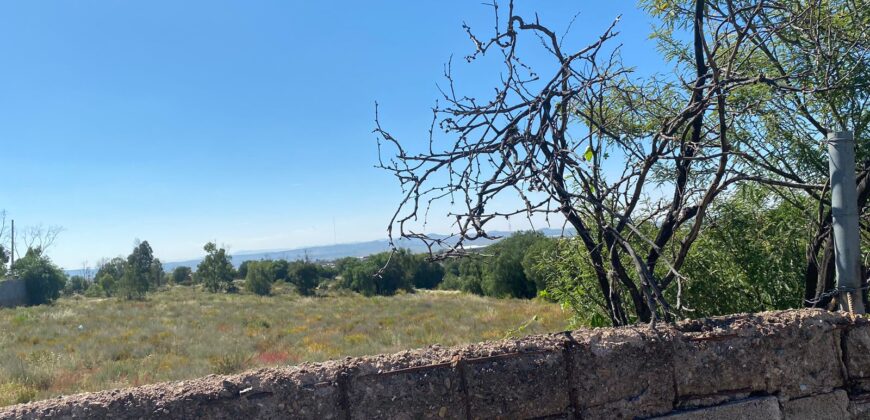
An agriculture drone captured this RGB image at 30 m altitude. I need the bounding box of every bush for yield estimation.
[171,266,193,285]
[12,249,66,306]
[196,243,235,293]
[287,260,320,296]
[64,275,89,296]
[245,262,272,296]
[335,251,414,296]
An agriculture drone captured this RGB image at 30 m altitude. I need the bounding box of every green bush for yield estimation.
[245,262,273,296]
[12,249,66,306]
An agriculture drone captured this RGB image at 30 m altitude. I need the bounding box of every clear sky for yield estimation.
[0,1,664,269]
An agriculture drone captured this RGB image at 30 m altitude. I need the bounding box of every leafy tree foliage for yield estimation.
[336,251,414,296]
[12,248,66,305]
[65,275,89,296]
[410,254,445,289]
[237,261,250,279]
[196,242,235,293]
[244,261,273,296]
[439,232,554,298]
[272,259,290,282]
[150,258,165,288]
[95,257,126,297]
[0,244,9,278]
[171,266,193,285]
[287,260,320,296]
[118,241,154,300]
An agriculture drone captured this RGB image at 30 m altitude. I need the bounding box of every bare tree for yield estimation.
[19,224,64,257]
[376,0,853,325]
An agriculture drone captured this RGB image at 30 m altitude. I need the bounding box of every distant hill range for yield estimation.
[65,228,574,275]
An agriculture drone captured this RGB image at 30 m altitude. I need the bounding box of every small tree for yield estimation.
[237,261,250,279]
[0,244,9,278]
[245,261,272,296]
[13,248,66,305]
[197,242,235,292]
[95,257,125,297]
[118,241,154,300]
[65,275,89,296]
[150,258,165,288]
[287,260,320,296]
[171,266,193,285]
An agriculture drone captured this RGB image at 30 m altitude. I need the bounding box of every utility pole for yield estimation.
[9,219,14,277]
[827,130,865,314]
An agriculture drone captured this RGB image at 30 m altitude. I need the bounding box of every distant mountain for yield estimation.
[65,227,575,276]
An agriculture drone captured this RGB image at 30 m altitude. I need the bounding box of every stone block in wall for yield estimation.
[653,396,781,420]
[781,390,849,420]
[673,310,845,402]
[0,363,346,420]
[571,326,676,418]
[845,320,870,385]
[346,362,464,420]
[851,393,870,419]
[461,334,572,419]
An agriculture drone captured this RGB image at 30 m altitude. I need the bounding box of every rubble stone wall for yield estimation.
[4,309,870,419]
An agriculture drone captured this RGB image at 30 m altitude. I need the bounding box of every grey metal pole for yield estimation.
[827,130,865,314]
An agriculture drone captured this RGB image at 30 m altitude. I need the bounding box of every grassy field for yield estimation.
[0,284,569,406]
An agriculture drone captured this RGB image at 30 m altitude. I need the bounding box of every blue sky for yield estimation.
[0,1,664,269]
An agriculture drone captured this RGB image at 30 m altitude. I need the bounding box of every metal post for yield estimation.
[827,130,865,314]
[9,219,13,277]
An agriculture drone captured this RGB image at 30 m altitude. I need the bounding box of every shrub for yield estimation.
[196,242,235,293]
[287,260,320,296]
[12,249,66,306]
[245,262,272,296]
[171,266,193,285]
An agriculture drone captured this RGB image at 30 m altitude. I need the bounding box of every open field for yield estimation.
[0,285,569,406]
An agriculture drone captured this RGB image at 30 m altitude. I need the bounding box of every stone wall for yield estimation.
[0,278,27,308]
[5,309,870,419]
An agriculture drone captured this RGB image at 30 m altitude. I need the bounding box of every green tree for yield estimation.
[150,258,165,288]
[197,242,235,292]
[118,241,154,300]
[12,248,66,305]
[287,260,320,296]
[337,251,413,296]
[171,266,193,285]
[0,244,9,278]
[65,275,89,296]
[272,259,290,281]
[439,257,486,295]
[95,257,126,297]
[482,232,548,298]
[522,237,559,293]
[244,261,272,296]
[411,254,445,289]
[237,260,250,279]
[676,186,807,316]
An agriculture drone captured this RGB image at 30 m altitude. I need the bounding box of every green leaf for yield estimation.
[583,146,594,162]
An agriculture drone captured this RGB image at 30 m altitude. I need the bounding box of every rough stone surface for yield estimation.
[782,390,849,420]
[654,396,781,419]
[0,363,346,420]
[572,325,676,418]
[462,334,571,419]
[850,393,870,420]
[673,310,845,401]
[846,320,870,382]
[347,363,463,419]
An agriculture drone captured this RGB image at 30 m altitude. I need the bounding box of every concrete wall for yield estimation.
[5,309,870,419]
[0,278,27,308]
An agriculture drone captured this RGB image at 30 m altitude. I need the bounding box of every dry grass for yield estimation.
[0,283,569,406]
